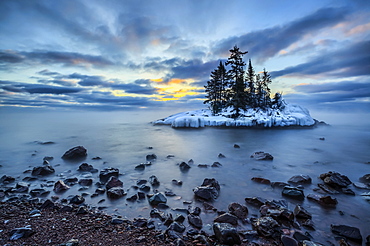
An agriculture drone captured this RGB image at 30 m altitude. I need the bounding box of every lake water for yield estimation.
[0,107,369,244]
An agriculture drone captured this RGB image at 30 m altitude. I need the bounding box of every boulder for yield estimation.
[307,194,338,207]
[228,202,248,219]
[202,178,220,191]
[62,146,87,160]
[214,213,238,226]
[0,175,15,184]
[331,224,362,243]
[282,187,305,200]
[188,214,203,228]
[53,180,70,193]
[78,163,97,173]
[288,175,312,184]
[31,165,55,176]
[213,222,241,245]
[107,187,126,199]
[319,171,351,188]
[148,192,167,205]
[193,186,219,201]
[252,216,280,238]
[99,167,119,182]
[106,176,123,190]
[250,151,273,160]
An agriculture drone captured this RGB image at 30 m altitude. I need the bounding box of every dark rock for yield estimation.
[294,205,312,219]
[146,154,157,161]
[53,180,70,193]
[78,178,93,186]
[60,205,73,212]
[188,214,203,228]
[99,167,119,182]
[76,206,88,214]
[342,187,355,195]
[39,199,55,209]
[191,206,201,216]
[293,231,310,242]
[64,177,78,186]
[149,175,160,186]
[307,194,338,207]
[30,188,50,197]
[9,227,34,240]
[150,208,165,220]
[271,182,290,188]
[234,144,240,148]
[228,202,248,219]
[78,163,98,173]
[214,212,238,226]
[95,188,105,194]
[135,164,146,170]
[282,187,305,200]
[127,194,138,201]
[69,195,85,204]
[353,182,370,189]
[31,165,55,176]
[245,197,266,207]
[148,192,167,205]
[165,191,176,196]
[359,174,370,184]
[106,176,123,190]
[169,222,186,233]
[188,159,194,164]
[111,218,124,224]
[250,151,273,160]
[0,175,15,184]
[252,177,271,184]
[138,192,145,199]
[281,235,298,246]
[179,162,191,171]
[203,202,217,212]
[172,179,183,185]
[137,179,147,185]
[218,153,226,158]
[22,176,38,182]
[194,186,219,201]
[252,216,280,238]
[174,238,185,246]
[317,183,340,194]
[213,222,241,245]
[62,146,87,160]
[107,187,126,199]
[288,175,312,184]
[198,164,209,168]
[92,156,102,160]
[319,171,352,188]
[302,219,315,230]
[157,203,170,209]
[202,178,220,191]
[212,162,222,167]
[139,184,150,192]
[166,229,182,240]
[15,182,30,193]
[174,214,186,223]
[43,156,54,162]
[133,218,148,227]
[331,224,362,243]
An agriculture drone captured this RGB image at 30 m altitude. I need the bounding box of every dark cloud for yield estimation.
[213,7,348,63]
[293,80,370,94]
[1,81,83,94]
[271,40,370,78]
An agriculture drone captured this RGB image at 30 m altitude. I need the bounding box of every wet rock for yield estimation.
[99,167,119,182]
[250,151,274,160]
[78,178,93,186]
[174,214,186,223]
[172,179,183,186]
[133,218,148,227]
[319,171,352,188]
[137,179,147,185]
[31,165,55,176]
[78,163,98,173]
[179,162,191,171]
[341,187,355,195]
[106,176,123,190]
[359,174,370,184]
[282,187,305,200]
[302,241,326,246]
[353,182,370,189]
[212,162,222,167]
[43,156,54,162]
[331,224,362,243]
[15,182,30,193]
[194,186,219,201]
[293,231,310,242]
[294,205,312,219]
[39,199,55,209]
[53,180,70,193]
[30,188,50,197]
[0,175,15,184]
[191,206,201,216]
[135,164,146,170]
[64,177,78,186]
[228,202,248,219]
[252,177,271,184]
[202,178,221,191]
[107,187,126,199]
[252,216,280,238]
[76,206,88,214]
[150,208,165,220]
[307,194,338,207]
[174,238,185,246]
[9,226,34,240]
[234,144,240,148]
[188,214,203,228]
[218,153,226,158]
[213,222,241,245]
[60,205,73,212]
[317,183,340,194]
[148,192,167,205]
[198,164,209,168]
[281,235,298,246]
[288,175,312,184]
[69,195,85,204]
[271,182,289,188]
[169,221,186,233]
[203,202,217,212]
[146,154,157,161]
[214,212,238,225]
[95,188,105,194]
[62,146,87,160]
[92,156,102,160]
[165,191,176,196]
[139,184,150,192]
[302,219,315,230]
[126,194,138,201]
[149,175,160,186]
[245,197,266,207]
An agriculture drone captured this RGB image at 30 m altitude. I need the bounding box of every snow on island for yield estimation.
[153,103,316,128]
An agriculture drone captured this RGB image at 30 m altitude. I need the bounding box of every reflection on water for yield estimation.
[0,108,369,243]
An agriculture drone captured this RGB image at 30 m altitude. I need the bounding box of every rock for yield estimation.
[294,205,312,219]
[174,214,186,223]
[78,178,93,186]
[99,167,119,182]
[135,164,146,170]
[172,179,183,186]
[319,171,352,188]
[271,182,289,188]
[133,218,148,227]
[30,188,50,197]
[64,177,78,186]
[54,180,70,193]
[148,192,167,205]
[169,222,186,233]
[15,182,30,193]
[342,187,355,195]
[78,163,98,173]
[146,154,157,161]
[139,184,150,192]
[214,212,238,225]
[250,151,273,160]
[174,238,186,246]
[126,194,138,201]
[107,187,126,199]
[212,162,222,167]
[203,202,217,212]
[293,231,310,242]
[0,175,15,184]
[165,191,176,196]
[150,208,165,220]
[9,227,34,240]
[317,183,340,194]
[60,239,79,246]
[202,178,221,191]
[137,179,147,185]
[193,186,219,201]
[76,206,89,214]
[252,216,280,238]
[198,164,209,168]
[307,194,338,207]
[359,174,370,184]
[281,235,298,246]
[218,153,226,158]
[106,176,123,190]
[31,165,55,176]
[69,195,85,204]
[191,206,201,216]
[282,187,305,200]
[245,197,266,207]
[302,219,315,230]
[353,182,370,189]
[228,202,248,219]
[213,222,241,245]
[251,177,271,184]
[62,146,87,160]
[39,199,55,209]
[234,144,240,148]
[149,175,160,186]
[331,224,362,243]
[288,175,312,184]
[188,214,203,228]
[43,156,54,161]
[179,162,191,171]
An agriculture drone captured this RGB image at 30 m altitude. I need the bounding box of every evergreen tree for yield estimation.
[225,45,248,118]
[245,59,256,107]
[261,68,272,108]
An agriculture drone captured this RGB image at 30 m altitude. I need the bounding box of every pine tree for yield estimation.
[225,45,248,118]
[261,68,272,108]
[245,59,256,107]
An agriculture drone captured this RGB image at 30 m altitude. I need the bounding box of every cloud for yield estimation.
[1,81,83,94]
[213,7,349,62]
[271,40,370,78]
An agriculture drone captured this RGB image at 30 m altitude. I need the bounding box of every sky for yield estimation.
[0,0,369,112]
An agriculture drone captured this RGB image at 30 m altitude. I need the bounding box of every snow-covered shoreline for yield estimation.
[153,104,316,128]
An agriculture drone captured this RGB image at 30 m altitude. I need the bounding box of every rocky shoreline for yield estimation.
[1,146,370,245]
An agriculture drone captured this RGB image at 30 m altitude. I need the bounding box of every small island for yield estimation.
[154,46,316,128]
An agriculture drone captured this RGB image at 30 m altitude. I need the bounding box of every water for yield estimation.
[1,107,369,244]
